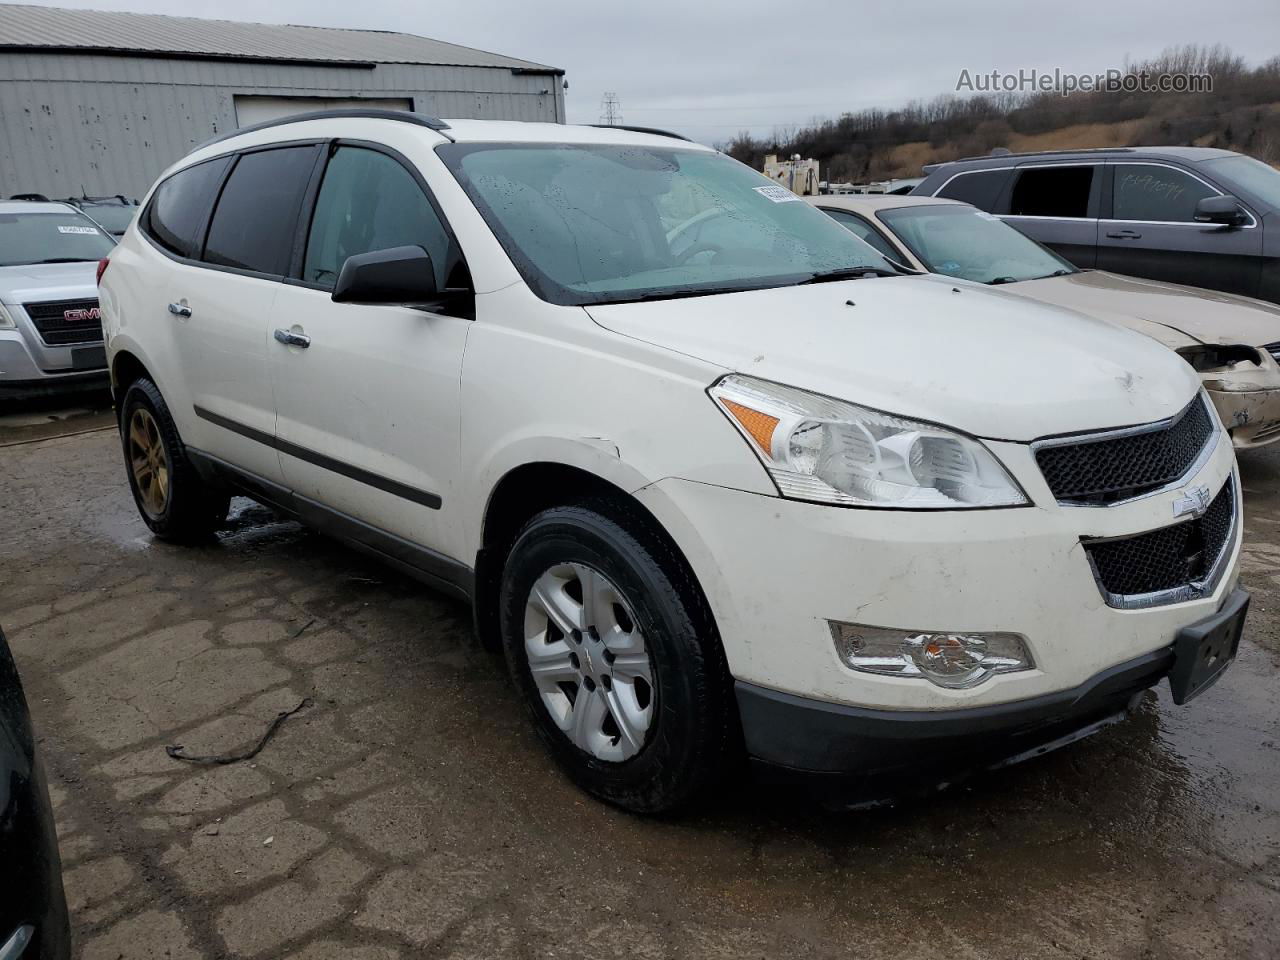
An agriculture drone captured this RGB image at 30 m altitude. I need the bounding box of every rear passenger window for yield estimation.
[823,209,903,261]
[936,169,1008,211]
[145,157,231,259]
[303,147,454,291]
[204,147,317,275]
[1009,166,1095,218]
[1113,164,1217,222]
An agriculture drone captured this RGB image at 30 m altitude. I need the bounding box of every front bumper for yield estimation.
[738,586,1245,804]
[1206,384,1280,449]
[0,333,107,399]
[638,428,1240,713]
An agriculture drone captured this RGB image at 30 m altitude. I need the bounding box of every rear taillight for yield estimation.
[96,257,110,285]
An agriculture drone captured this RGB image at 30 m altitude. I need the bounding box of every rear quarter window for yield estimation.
[143,157,231,259]
[935,169,1010,211]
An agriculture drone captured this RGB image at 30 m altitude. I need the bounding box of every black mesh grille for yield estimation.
[23,298,102,346]
[1035,397,1213,504]
[1084,481,1234,599]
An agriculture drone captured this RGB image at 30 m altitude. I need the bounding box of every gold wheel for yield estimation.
[127,407,170,520]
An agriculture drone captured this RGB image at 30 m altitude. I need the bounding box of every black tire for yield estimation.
[119,378,228,542]
[499,498,737,813]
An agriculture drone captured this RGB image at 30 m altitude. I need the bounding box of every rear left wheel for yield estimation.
[119,378,228,542]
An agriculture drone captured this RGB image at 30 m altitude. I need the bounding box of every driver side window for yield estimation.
[304,146,453,291]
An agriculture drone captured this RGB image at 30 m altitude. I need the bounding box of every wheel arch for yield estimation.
[471,459,717,654]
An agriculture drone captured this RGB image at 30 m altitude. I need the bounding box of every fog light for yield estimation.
[829,622,1033,689]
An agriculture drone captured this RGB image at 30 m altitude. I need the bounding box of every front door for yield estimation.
[269,144,471,563]
[1097,162,1263,296]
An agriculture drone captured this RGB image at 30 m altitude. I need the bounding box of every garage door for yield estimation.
[234,96,414,128]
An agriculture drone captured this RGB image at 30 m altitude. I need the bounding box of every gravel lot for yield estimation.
[1,402,1278,960]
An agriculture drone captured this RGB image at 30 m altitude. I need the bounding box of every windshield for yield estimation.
[876,204,1075,284]
[1202,155,1280,211]
[436,143,898,305]
[80,203,137,234]
[0,210,116,266]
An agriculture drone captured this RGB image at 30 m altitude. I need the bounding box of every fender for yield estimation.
[462,433,659,560]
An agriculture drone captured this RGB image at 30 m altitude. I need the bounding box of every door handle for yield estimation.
[1105,229,1143,239]
[167,302,192,318]
[274,328,311,349]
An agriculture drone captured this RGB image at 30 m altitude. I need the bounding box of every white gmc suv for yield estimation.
[99,111,1247,812]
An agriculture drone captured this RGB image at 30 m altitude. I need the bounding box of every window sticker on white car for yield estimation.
[57,225,99,235]
[753,185,802,203]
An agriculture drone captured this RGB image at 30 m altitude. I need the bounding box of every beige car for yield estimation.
[811,194,1280,449]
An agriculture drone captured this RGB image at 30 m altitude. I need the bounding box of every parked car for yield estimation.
[0,627,71,959]
[812,194,1280,448]
[61,195,139,239]
[101,111,1246,812]
[0,200,115,399]
[912,147,1280,304]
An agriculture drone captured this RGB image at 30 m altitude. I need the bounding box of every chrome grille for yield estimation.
[1083,480,1235,608]
[1034,395,1214,505]
[1265,341,1280,365]
[23,298,102,346]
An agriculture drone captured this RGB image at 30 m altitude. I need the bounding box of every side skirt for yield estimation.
[187,448,474,603]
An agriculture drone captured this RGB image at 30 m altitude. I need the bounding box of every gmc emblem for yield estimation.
[63,306,101,323]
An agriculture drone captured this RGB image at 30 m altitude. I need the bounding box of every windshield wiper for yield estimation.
[800,266,901,284]
[987,276,1020,285]
[599,285,766,305]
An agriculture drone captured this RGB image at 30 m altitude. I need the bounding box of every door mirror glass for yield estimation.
[332,245,438,304]
[1194,194,1248,226]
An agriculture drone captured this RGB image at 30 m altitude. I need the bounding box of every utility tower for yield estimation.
[599,92,623,126]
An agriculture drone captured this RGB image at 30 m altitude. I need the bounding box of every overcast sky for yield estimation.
[9,0,1280,144]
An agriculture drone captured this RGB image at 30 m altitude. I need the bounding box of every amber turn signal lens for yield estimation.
[721,399,780,454]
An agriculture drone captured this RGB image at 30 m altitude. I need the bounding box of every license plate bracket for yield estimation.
[71,345,107,370]
[1169,588,1248,704]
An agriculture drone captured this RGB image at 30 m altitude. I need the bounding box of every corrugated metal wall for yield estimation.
[0,53,566,198]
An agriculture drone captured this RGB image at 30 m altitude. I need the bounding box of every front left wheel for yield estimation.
[119,378,229,542]
[499,499,737,813]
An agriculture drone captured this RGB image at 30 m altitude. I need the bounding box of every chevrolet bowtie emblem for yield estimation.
[1172,484,1212,519]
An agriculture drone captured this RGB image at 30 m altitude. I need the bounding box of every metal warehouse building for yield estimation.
[0,3,565,198]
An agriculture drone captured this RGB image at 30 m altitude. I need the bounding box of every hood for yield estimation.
[585,274,1200,443]
[1013,270,1280,349]
[0,261,99,304]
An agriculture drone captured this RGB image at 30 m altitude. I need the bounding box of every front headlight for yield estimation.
[709,374,1027,508]
[0,303,14,330]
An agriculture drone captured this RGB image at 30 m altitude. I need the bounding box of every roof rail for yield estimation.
[926,146,1137,171]
[587,124,693,143]
[197,109,452,150]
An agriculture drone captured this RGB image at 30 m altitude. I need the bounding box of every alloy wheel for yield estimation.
[523,562,656,762]
[127,407,170,519]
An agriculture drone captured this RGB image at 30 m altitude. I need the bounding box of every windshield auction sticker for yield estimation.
[57,225,99,235]
[753,185,803,203]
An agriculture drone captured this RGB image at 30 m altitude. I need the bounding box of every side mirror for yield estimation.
[1194,195,1248,227]
[332,246,438,304]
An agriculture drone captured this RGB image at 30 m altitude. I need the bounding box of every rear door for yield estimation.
[268,142,472,566]
[174,144,321,485]
[1002,163,1101,267]
[1098,161,1263,296]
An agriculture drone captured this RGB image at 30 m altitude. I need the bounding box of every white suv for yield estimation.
[100,111,1247,812]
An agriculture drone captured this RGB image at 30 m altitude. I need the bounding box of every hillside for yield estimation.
[724,46,1280,181]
